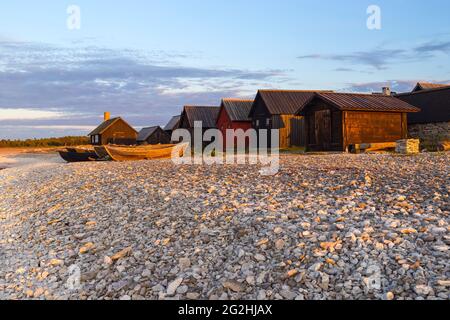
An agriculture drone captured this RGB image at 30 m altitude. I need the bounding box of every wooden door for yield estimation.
[315,110,332,150]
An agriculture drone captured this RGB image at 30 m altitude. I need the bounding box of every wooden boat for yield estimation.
[59,150,99,162]
[94,144,187,162]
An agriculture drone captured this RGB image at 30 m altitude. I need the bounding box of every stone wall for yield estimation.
[408,122,450,141]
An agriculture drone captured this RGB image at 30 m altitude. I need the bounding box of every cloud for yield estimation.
[415,41,450,54]
[342,80,421,93]
[0,40,286,138]
[298,49,407,70]
[298,38,450,70]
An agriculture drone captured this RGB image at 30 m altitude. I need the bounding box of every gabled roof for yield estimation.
[137,126,161,142]
[298,92,421,114]
[396,86,450,124]
[220,99,253,122]
[182,106,220,128]
[88,117,137,136]
[163,115,181,131]
[412,82,450,92]
[251,90,334,116]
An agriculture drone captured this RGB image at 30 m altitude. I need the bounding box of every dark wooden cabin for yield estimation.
[179,105,219,138]
[88,113,138,146]
[297,93,420,151]
[249,90,332,148]
[163,115,181,137]
[137,126,171,145]
[216,99,253,149]
[396,86,450,125]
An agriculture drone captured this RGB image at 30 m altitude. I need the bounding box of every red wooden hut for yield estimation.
[216,99,253,149]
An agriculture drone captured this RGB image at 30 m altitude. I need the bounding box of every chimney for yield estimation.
[104,112,111,121]
[382,87,391,96]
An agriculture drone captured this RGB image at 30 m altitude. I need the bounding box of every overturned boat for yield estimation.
[94,143,187,162]
[59,148,99,163]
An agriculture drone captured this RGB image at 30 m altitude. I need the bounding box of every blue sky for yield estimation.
[1,0,450,139]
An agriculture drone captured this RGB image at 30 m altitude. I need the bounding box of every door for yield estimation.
[314,110,332,150]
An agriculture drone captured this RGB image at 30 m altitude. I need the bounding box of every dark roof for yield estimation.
[412,82,450,92]
[221,99,253,122]
[298,92,421,114]
[182,106,220,128]
[88,117,137,136]
[253,90,334,115]
[137,126,160,142]
[163,115,181,131]
[396,87,450,124]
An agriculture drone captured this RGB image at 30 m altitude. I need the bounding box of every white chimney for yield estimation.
[382,87,391,96]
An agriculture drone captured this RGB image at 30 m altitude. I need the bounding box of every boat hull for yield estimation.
[59,151,98,163]
[95,144,187,162]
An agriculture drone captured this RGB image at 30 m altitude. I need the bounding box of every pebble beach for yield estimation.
[0,153,449,300]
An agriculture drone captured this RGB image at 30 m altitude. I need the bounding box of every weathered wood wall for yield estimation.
[101,120,137,145]
[272,115,305,148]
[343,111,407,147]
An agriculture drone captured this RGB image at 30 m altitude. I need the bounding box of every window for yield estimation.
[94,135,99,144]
[266,118,271,126]
[255,120,260,127]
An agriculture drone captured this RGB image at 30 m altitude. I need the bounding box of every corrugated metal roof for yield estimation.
[222,99,253,122]
[183,106,220,128]
[163,115,181,131]
[88,118,120,136]
[312,93,421,113]
[257,90,333,115]
[396,87,450,124]
[137,126,159,142]
[413,82,450,92]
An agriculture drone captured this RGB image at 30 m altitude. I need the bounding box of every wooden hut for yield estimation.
[163,115,181,137]
[137,126,171,145]
[249,90,332,148]
[179,105,219,135]
[396,86,450,143]
[88,112,137,146]
[296,93,420,151]
[216,99,253,149]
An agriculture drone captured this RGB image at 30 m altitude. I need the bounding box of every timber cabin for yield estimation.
[137,126,171,145]
[88,112,138,146]
[396,86,450,143]
[179,106,220,145]
[216,99,253,149]
[296,93,421,151]
[249,90,332,148]
[163,115,181,138]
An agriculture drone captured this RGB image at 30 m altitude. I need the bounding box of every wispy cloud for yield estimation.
[298,49,407,70]
[298,38,450,70]
[342,80,443,93]
[415,41,450,54]
[0,40,287,138]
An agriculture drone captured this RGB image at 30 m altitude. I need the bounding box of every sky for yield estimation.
[1,0,450,139]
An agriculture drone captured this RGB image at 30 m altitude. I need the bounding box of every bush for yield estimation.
[0,136,90,148]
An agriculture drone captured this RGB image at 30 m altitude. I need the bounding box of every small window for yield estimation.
[255,120,260,127]
[266,118,270,126]
[94,135,99,144]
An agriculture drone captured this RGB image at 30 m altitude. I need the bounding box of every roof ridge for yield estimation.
[184,105,219,108]
[259,89,332,93]
[223,98,254,101]
[320,92,393,97]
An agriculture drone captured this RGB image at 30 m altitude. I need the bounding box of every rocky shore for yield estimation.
[0,153,449,300]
